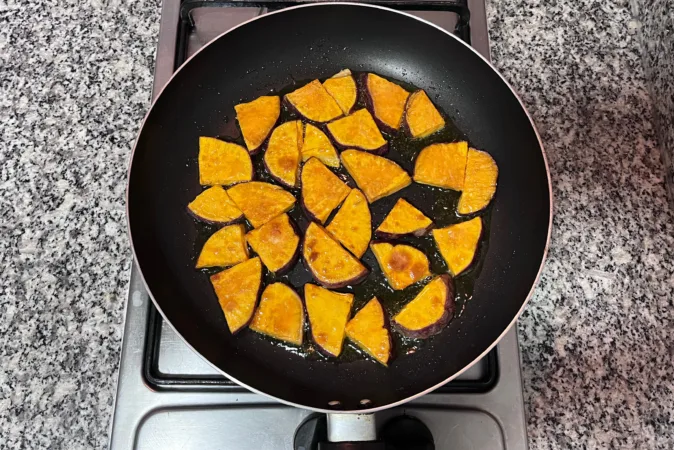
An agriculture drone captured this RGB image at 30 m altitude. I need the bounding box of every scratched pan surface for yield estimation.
[127,3,551,412]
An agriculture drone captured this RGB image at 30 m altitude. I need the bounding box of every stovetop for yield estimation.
[110,1,527,449]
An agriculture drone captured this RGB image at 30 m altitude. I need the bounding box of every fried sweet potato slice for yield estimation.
[187,186,243,225]
[345,297,391,366]
[227,182,296,228]
[304,284,354,357]
[301,123,340,168]
[433,217,482,276]
[264,121,303,188]
[323,69,357,114]
[393,275,455,339]
[413,142,468,191]
[326,189,371,258]
[246,213,300,274]
[196,224,249,269]
[375,198,433,238]
[326,109,387,153]
[365,73,410,131]
[340,150,412,203]
[370,242,431,290]
[457,149,499,215]
[303,222,368,288]
[301,157,350,224]
[198,137,253,186]
[250,283,304,345]
[285,80,343,123]
[210,257,263,334]
[404,90,445,138]
[235,96,280,153]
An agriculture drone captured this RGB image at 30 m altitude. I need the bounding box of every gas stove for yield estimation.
[110,2,528,449]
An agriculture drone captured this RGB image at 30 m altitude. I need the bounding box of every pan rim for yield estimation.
[125,2,553,414]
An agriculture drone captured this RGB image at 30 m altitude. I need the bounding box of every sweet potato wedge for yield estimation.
[187,186,243,225]
[245,213,300,274]
[301,123,340,168]
[264,121,303,188]
[250,282,304,345]
[198,137,253,186]
[323,69,357,115]
[235,96,280,153]
[326,189,371,258]
[196,224,249,269]
[301,157,350,224]
[340,150,412,203]
[285,79,343,123]
[370,242,431,290]
[393,275,455,339]
[403,90,445,138]
[432,217,482,276]
[304,284,354,357]
[413,142,468,191]
[210,257,263,334]
[364,73,410,131]
[345,297,391,366]
[326,109,388,154]
[303,222,368,288]
[227,182,296,228]
[457,148,499,215]
[375,198,433,238]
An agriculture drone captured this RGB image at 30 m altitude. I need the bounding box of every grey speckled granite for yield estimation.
[636,0,674,207]
[0,0,672,449]
[487,0,674,447]
[0,0,159,448]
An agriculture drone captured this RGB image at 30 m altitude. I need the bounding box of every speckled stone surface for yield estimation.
[637,0,674,207]
[0,1,159,448]
[1,0,672,448]
[488,0,674,447]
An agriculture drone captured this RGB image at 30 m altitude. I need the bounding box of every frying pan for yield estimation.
[127,0,551,433]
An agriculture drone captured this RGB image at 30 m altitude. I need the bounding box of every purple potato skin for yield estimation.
[235,120,276,156]
[392,274,455,339]
[347,301,395,366]
[270,216,302,275]
[282,95,343,125]
[186,206,244,227]
[400,91,445,140]
[217,269,264,336]
[301,237,369,289]
[250,283,306,345]
[327,70,359,116]
[374,223,434,240]
[300,293,346,358]
[262,151,299,190]
[300,195,325,224]
[298,158,352,224]
[360,73,403,136]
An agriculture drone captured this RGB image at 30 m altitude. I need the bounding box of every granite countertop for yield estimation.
[1,0,672,448]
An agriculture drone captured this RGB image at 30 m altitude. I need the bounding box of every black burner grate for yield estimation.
[175,0,471,67]
[144,304,498,393]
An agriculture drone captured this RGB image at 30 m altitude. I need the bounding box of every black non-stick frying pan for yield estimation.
[127,2,551,418]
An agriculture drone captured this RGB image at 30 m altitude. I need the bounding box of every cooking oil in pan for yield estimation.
[193,72,493,364]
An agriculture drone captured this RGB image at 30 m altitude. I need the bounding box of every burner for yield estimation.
[109,1,527,448]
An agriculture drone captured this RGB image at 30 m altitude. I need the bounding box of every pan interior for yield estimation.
[128,5,550,411]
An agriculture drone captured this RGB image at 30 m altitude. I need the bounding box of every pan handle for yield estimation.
[320,413,384,449]
[318,442,385,449]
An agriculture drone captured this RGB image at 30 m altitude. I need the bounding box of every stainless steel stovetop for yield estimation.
[110,2,528,449]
